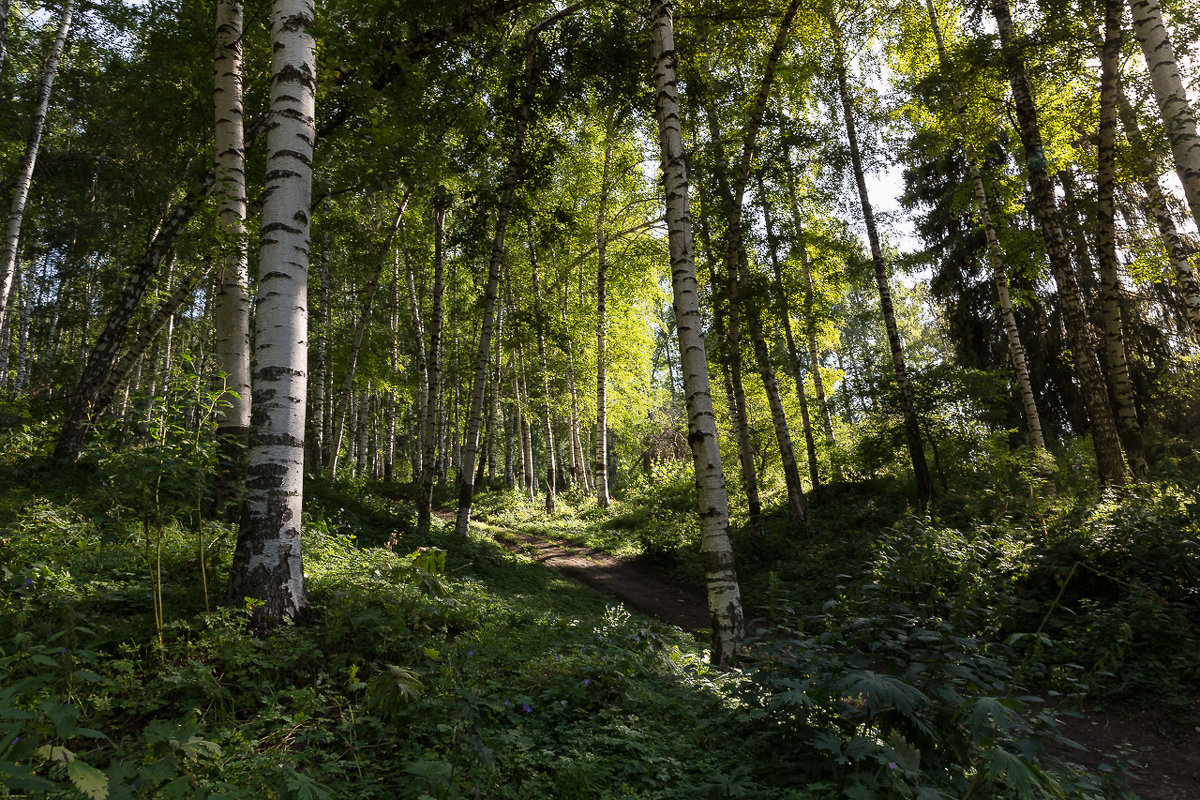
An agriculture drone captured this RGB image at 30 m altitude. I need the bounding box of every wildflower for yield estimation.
[582,679,590,687]
[521,703,532,713]
[23,577,33,587]
[888,762,898,770]
[466,649,474,658]
[504,700,511,707]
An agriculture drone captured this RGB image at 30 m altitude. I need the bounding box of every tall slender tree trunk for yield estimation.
[1116,94,1200,341]
[55,171,217,461]
[828,15,933,502]
[0,0,72,340]
[562,278,589,493]
[212,0,252,518]
[700,0,805,522]
[456,3,589,535]
[991,0,1126,484]
[782,165,839,471]
[1097,0,1148,477]
[651,0,743,666]
[327,194,410,476]
[229,0,316,625]
[759,173,821,501]
[0,0,10,79]
[385,255,399,481]
[518,345,536,501]
[528,230,556,513]
[695,193,762,536]
[1128,0,1200,231]
[93,260,215,416]
[595,133,614,508]
[924,0,1047,455]
[14,259,33,393]
[419,196,448,527]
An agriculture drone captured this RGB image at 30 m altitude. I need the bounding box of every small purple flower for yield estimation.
[11,736,19,745]
[504,699,511,706]
[23,577,33,587]
[466,649,474,658]
[888,761,898,770]
[60,648,68,654]
[582,679,590,687]
[521,703,532,713]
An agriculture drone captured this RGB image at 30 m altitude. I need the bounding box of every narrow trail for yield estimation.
[447,513,1198,800]
[471,519,711,636]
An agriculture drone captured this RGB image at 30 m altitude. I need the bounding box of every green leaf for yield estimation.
[40,701,80,738]
[0,760,57,791]
[68,758,110,800]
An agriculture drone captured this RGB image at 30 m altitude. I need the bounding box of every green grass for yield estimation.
[3,411,1196,798]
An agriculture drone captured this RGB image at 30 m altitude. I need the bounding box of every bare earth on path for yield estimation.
[464,516,1198,799]
[479,522,711,636]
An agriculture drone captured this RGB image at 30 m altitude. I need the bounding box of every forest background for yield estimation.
[0,0,1198,797]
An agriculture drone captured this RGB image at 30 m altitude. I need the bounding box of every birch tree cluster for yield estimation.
[1,0,1199,657]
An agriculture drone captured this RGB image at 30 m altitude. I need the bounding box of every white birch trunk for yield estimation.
[923,0,1047,454]
[229,0,315,625]
[212,0,253,515]
[595,135,613,508]
[419,198,447,526]
[0,0,72,337]
[651,0,743,666]
[1129,0,1200,232]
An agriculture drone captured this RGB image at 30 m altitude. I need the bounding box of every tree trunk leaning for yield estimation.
[0,0,73,340]
[650,0,744,666]
[991,0,1126,485]
[829,16,934,502]
[1128,0,1200,233]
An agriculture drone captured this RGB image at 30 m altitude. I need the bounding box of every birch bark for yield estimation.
[759,175,821,499]
[1116,94,1200,341]
[529,230,557,513]
[212,0,252,518]
[923,0,1046,454]
[419,196,448,527]
[0,0,73,341]
[595,134,614,508]
[991,0,1126,484]
[651,0,743,665]
[1097,0,1148,477]
[1129,0,1200,231]
[228,0,316,624]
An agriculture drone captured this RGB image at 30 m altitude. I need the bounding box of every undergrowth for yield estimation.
[2,404,1196,798]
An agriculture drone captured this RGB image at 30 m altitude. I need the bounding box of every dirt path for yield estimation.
[470,518,1198,799]
[481,523,710,635]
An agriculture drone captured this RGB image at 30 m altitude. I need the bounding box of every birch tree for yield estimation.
[228,0,316,624]
[1128,0,1200,232]
[212,0,252,517]
[0,0,73,342]
[650,0,743,665]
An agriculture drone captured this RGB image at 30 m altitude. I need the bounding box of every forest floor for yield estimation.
[467,517,1200,800]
